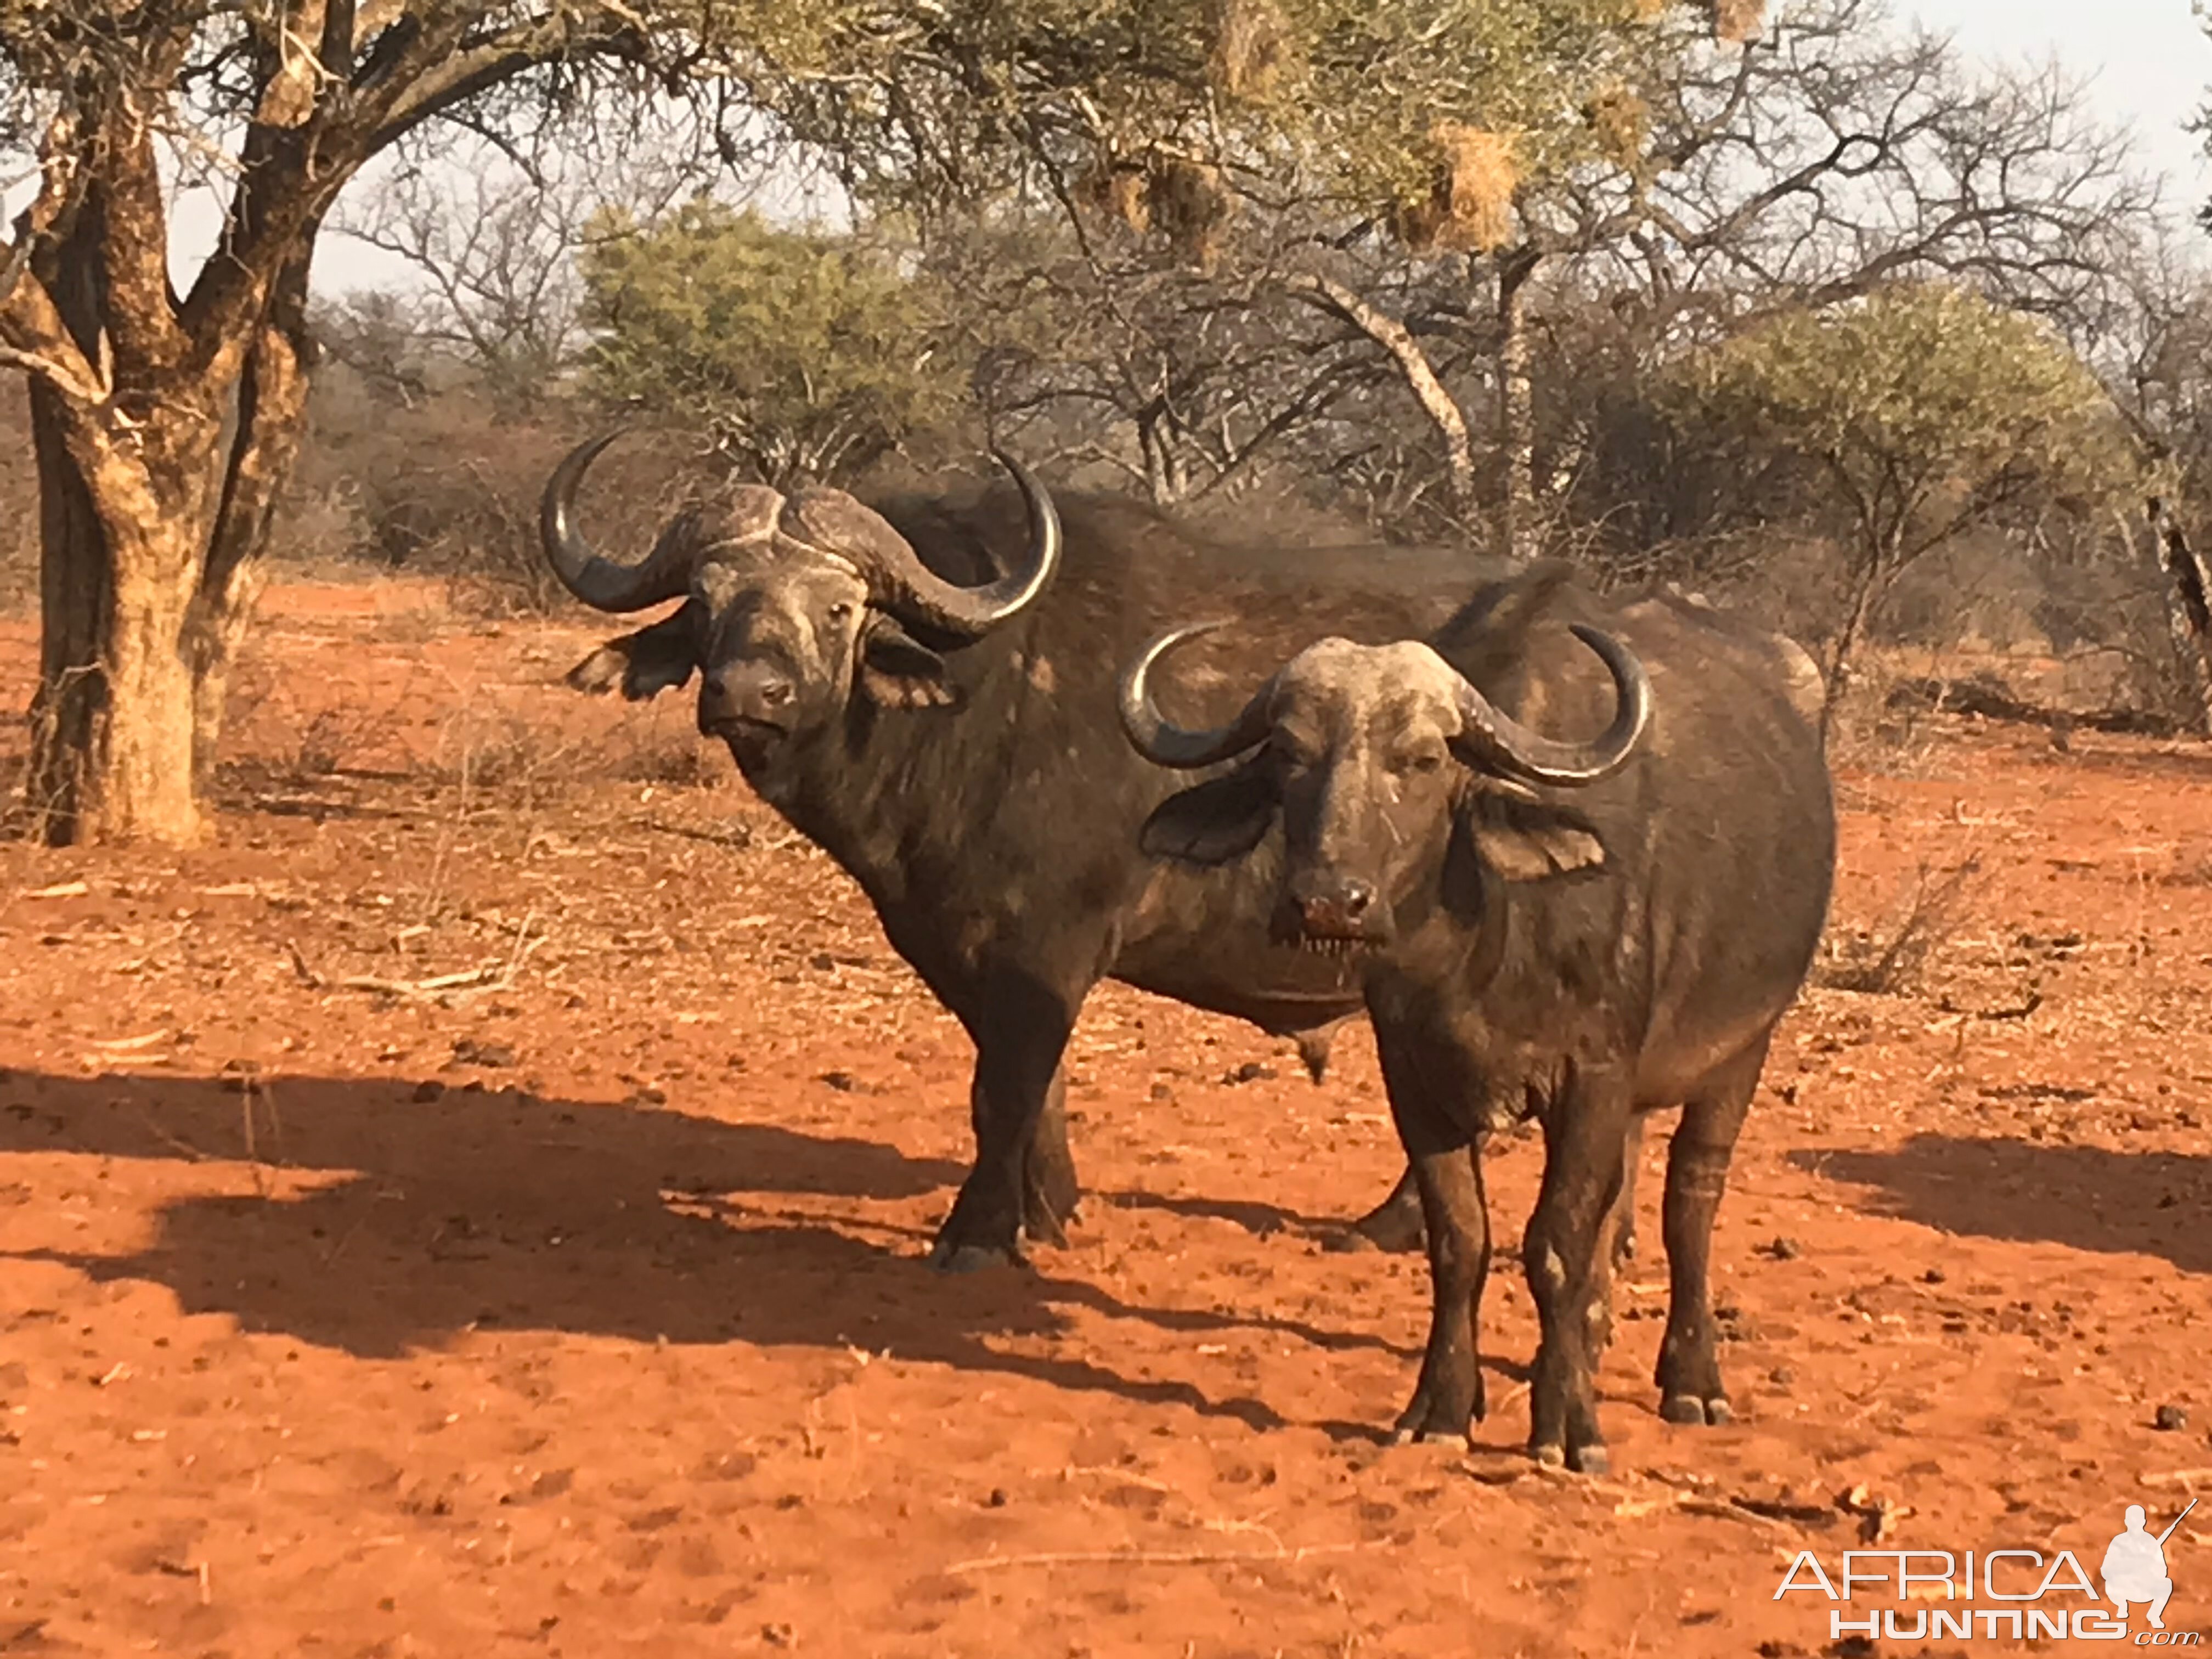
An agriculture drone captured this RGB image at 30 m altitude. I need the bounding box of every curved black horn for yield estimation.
[861,449,1063,639]
[1451,623,1651,786]
[1118,620,1278,770]
[539,431,703,614]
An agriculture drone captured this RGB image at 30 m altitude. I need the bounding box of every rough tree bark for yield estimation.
[1,0,646,847]
[1494,251,1541,565]
[2148,496,2212,737]
[188,249,320,788]
[21,171,232,845]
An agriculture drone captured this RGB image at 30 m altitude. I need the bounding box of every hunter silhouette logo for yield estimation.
[2106,1501,2193,1632]
[1775,1497,2201,1643]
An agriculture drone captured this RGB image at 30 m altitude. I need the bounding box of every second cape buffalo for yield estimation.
[1118,566,1836,1470]
[539,435,1511,1269]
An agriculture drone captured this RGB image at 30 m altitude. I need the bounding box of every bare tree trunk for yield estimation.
[1137,403,1189,505]
[20,203,313,844]
[2147,496,2212,737]
[25,207,218,845]
[188,250,319,787]
[1495,251,1539,565]
[1285,274,1476,522]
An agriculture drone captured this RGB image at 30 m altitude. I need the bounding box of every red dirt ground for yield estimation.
[0,581,2207,1658]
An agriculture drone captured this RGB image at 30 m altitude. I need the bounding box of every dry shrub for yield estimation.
[291,382,694,615]
[1714,0,1763,41]
[1206,0,1298,100]
[1399,123,1519,255]
[1815,856,1984,996]
[1625,0,1667,17]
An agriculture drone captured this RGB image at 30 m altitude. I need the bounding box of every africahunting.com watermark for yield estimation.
[1775,1500,2199,1643]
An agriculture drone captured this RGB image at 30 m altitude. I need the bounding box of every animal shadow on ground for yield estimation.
[1794,1136,2212,1277]
[0,1071,1420,1430]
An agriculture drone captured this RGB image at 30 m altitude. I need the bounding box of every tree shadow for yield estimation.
[0,1070,1419,1432]
[1791,1136,2212,1277]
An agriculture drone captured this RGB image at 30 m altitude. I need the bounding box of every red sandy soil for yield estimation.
[0,580,2205,1658]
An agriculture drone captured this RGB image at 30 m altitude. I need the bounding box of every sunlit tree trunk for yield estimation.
[25,206,221,844]
[1495,251,1540,564]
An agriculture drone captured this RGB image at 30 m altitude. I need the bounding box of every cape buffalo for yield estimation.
[1119,566,1836,1470]
[539,435,1511,1269]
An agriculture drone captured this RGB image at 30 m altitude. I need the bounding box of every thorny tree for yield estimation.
[1284,0,2151,556]
[328,123,703,405]
[0,0,1785,845]
[0,0,770,843]
[1679,282,2142,738]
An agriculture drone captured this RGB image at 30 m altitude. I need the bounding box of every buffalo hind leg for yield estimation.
[1346,1113,1639,1266]
[930,971,1076,1274]
[1375,1029,1491,1445]
[1655,1035,1768,1426]
[1525,1066,1633,1475]
[1589,1114,1648,1355]
[1329,1164,1426,1254]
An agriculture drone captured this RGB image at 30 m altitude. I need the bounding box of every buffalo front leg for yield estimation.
[1375,1030,1492,1444]
[1655,1036,1767,1427]
[1525,1067,1634,1475]
[931,972,1076,1274]
[1329,1164,1425,1254]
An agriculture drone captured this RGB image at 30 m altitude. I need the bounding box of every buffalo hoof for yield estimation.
[1532,1440,1611,1476]
[1390,1375,1482,1444]
[1327,1195,1425,1255]
[1659,1392,1732,1426]
[927,1238,1024,1274]
[1020,1205,1072,1251]
[1391,1427,1471,1452]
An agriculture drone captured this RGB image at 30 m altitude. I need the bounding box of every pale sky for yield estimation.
[156,0,2212,300]
[1903,0,2212,207]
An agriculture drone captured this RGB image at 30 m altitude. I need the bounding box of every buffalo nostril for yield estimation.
[703,673,729,699]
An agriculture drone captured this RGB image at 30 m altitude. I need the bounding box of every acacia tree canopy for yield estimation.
[1675,281,2143,727]
[579,202,966,488]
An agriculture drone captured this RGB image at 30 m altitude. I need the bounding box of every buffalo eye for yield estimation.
[826,600,855,624]
[1393,747,1446,776]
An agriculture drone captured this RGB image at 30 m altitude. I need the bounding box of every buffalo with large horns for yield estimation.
[1118,566,1836,1470]
[540,435,1517,1268]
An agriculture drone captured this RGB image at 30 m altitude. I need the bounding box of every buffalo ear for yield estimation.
[1453,786,1607,882]
[859,616,963,710]
[1139,769,1278,866]
[565,602,699,702]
